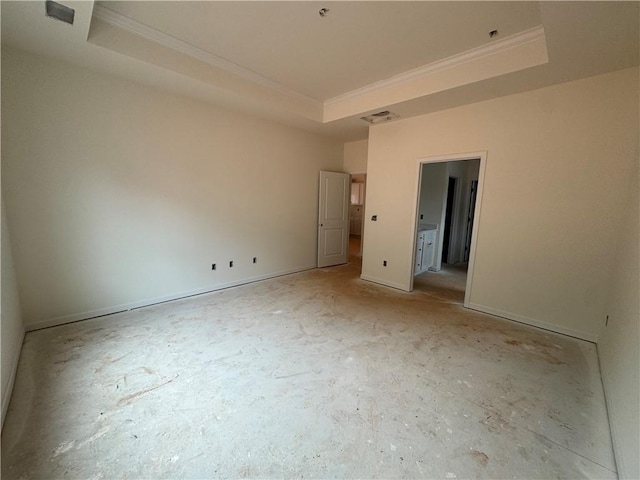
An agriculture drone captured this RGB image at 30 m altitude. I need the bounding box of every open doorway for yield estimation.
[410,153,485,306]
[349,173,366,259]
[442,176,457,264]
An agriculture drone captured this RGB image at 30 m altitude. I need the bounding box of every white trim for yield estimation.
[92,5,545,122]
[597,345,624,478]
[24,265,316,332]
[360,274,410,292]
[467,303,598,343]
[2,326,25,430]
[92,4,320,111]
[325,26,545,107]
[464,154,487,307]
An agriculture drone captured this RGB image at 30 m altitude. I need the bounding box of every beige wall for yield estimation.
[1,198,24,427]
[1,47,342,328]
[362,67,639,341]
[598,168,639,479]
[343,139,368,174]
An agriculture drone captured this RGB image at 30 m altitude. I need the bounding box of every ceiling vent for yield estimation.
[45,1,75,25]
[360,110,400,124]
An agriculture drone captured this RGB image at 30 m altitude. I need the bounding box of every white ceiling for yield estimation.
[2,1,639,141]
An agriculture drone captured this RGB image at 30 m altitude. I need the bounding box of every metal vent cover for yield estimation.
[360,110,400,124]
[45,1,75,25]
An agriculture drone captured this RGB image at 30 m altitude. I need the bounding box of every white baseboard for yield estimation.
[596,345,624,478]
[466,302,597,343]
[360,274,411,292]
[2,326,25,430]
[25,265,316,332]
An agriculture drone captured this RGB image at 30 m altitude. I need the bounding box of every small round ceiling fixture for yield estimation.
[319,8,330,17]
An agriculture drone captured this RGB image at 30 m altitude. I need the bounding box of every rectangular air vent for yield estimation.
[360,110,400,124]
[45,1,75,25]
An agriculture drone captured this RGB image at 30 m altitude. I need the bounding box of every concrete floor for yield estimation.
[348,235,362,258]
[2,258,616,479]
[414,262,469,304]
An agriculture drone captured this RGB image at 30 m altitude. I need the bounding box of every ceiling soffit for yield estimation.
[90,4,548,125]
[324,26,547,122]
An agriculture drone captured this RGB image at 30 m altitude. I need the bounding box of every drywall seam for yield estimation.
[359,274,410,292]
[1,326,25,430]
[25,265,316,332]
[596,344,622,477]
[467,302,598,343]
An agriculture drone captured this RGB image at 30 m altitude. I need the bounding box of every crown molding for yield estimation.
[92,4,321,111]
[92,5,546,124]
[324,25,546,108]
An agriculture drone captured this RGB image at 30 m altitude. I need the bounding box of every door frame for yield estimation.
[348,171,367,257]
[348,170,367,249]
[463,179,479,262]
[409,151,487,308]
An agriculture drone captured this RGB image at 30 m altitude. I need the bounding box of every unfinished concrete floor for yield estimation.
[2,259,616,479]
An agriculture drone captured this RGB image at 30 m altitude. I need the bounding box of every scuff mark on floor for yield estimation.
[76,426,110,450]
[52,441,75,458]
[471,449,489,466]
[117,375,178,406]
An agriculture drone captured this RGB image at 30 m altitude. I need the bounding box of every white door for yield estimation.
[318,171,350,267]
